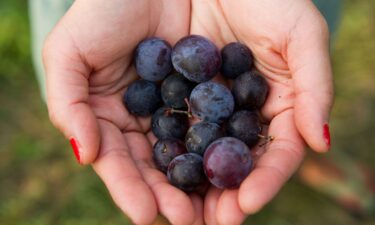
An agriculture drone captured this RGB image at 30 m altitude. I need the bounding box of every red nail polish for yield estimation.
[69,138,81,164]
[323,124,331,148]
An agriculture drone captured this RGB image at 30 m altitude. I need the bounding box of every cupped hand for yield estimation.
[191,0,333,224]
[43,1,203,225]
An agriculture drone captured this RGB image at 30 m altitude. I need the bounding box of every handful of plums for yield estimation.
[123,35,272,192]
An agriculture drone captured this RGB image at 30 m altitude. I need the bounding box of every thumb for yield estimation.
[43,27,100,164]
[289,9,333,153]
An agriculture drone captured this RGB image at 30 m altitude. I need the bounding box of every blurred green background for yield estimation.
[1,0,375,224]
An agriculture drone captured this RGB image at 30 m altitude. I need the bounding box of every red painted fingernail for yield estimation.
[69,138,82,164]
[323,124,331,148]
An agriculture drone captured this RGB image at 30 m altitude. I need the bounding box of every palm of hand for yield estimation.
[44,0,332,224]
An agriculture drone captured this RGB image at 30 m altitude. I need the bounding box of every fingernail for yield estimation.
[69,137,82,164]
[323,124,331,148]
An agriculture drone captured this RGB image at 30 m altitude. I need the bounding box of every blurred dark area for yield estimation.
[0,0,374,224]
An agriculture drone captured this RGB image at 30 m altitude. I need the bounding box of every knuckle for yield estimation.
[47,105,63,131]
[315,15,330,39]
[42,34,54,61]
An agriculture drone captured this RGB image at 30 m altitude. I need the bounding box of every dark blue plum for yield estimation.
[167,153,206,192]
[226,110,262,148]
[172,35,221,83]
[151,107,189,140]
[204,137,253,189]
[135,37,172,81]
[185,122,223,156]
[232,70,269,110]
[190,81,234,123]
[123,80,161,116]
[161,73,196,108]
[221,42,254,79]
[153,138,187,173]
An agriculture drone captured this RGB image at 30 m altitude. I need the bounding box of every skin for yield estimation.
[43,0,333,224]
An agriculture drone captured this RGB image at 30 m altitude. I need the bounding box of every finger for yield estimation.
[145,174,195,225]
[190,193,204,225]
[92,120,157,225]
[239,109,305,214]
[288,8,333,152]
[43,29,99,165]
[204,187,222,225]
[216,190,246,225]
[124,132,196,225]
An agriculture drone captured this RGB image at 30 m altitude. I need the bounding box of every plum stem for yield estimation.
[258,134,274,147]
[184,98,193,115]
[165,108,193,118]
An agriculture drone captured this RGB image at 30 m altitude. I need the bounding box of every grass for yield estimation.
[0,0,374,224]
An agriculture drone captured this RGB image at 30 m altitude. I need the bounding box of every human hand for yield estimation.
[190,0,333,224]
[43,1,204,224]
[44,0,333,224]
